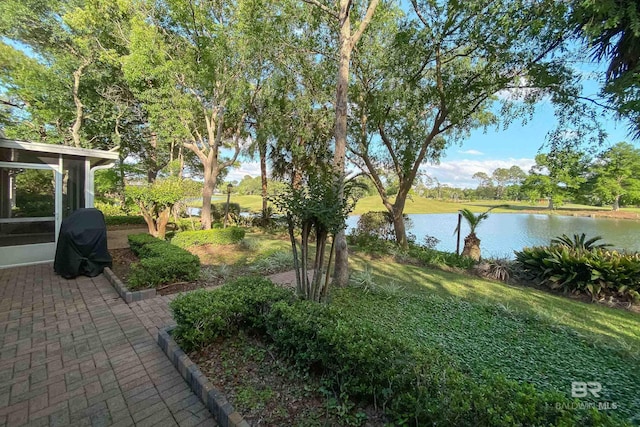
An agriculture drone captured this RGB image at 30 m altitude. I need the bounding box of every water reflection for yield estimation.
[346,213,640,259]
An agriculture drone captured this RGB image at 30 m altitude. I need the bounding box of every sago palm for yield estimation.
[454,205,507,261]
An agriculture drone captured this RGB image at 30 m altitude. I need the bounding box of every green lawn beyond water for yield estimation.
[212,194,640,217]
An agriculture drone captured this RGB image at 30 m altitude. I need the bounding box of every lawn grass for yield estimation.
[351,195,618,215]
[185,193,637,220]
[344,254,640,422]
[349,253,640,353]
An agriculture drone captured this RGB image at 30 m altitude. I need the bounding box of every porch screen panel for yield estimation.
[62,158,85,218]
[0,167,55,247]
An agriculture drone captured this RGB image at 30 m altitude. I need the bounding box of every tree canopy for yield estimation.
[1,0,635,283]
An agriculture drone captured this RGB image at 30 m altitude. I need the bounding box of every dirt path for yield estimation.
[107,226,148,250]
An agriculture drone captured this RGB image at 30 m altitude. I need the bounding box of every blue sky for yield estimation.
[424,100,634,188]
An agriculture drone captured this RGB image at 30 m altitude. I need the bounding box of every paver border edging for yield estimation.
[103,266,156,304]
[158,327,249,427]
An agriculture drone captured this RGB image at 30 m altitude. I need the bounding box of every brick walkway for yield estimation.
[0,263,215,427]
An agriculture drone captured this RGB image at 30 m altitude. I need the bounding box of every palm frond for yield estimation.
[455,205,508,234]
[551,233,612,250]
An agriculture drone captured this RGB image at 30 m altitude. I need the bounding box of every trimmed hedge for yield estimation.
[169,279,623,426]
[128,233,162,255]
[170,277,293,351]
[171,227,246,248]
[126,233,200,290]
[105,215,147,226]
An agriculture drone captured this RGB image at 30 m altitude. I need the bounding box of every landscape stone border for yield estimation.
[103,266,156,303]
[158,327,249,427]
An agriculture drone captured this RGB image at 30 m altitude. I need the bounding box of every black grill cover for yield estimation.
[54,208,112,279]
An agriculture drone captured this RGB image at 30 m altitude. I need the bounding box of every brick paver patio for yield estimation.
[0,263,215,427]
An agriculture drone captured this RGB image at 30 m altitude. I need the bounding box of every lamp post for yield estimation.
[223,183,232,228]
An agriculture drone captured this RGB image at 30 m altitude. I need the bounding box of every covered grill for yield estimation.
[54,208,112,279]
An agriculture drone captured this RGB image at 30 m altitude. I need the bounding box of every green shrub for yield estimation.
[248,250,294,274]
[171,227,246,248]
[349,233,474,270]
[135,241,192,259]
[175,217,202,231]
[551,233,612,251]
[127,233,162,255]
[347,233,398,253]
[170,277,293,351]
[514,246,640,301]
[128,252,200,290]
[351,211,412,242]
[126,234,200,290]
[211,202,241,221]
[104,215,147,226]
[95,201,127,217]
[407,244,476,270]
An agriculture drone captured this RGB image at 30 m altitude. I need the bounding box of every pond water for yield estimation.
[346,213,640,259]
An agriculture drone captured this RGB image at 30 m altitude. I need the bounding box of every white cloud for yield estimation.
[227,161,261,183]
[458,149,484,155]
[421,158,535,188]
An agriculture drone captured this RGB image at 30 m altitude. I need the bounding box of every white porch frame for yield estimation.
[0,138,118,269]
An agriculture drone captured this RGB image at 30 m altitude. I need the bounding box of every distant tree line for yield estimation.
[465,142,640,210]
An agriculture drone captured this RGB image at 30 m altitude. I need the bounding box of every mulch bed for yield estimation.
[190,332,387,426]
[109,248,137,282]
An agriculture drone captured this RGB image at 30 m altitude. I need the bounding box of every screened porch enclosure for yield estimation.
[0,139,118,268]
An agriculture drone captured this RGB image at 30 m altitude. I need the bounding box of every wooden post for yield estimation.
[223,184,232,228]
[456,210,462,255]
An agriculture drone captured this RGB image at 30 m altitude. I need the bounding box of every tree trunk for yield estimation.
[71,61,89,148]
[391,210,407,248]
[260,141,268,218]
[118,153,127,210]
[391,186,410,248]
[548,197,554,210]
[178,144,184,179]
[139,205,158,237]
[157,207,171,239]
[332,3,353,287]
[201,167,215,230]
[147,169,158,183]
[461,233,481,261]
[613,195,620,211]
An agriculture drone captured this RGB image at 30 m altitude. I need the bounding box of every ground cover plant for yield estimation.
[171,277,635,425]
[348,253,640,352]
